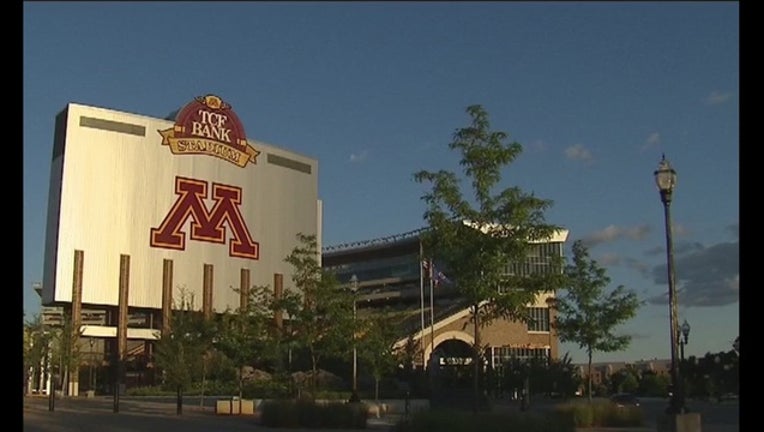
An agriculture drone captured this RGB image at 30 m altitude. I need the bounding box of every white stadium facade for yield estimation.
[35,95,321,396]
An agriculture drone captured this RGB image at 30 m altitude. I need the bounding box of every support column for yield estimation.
[273,273,283,330]
[114,254,130,412]
[161,259,173,337]
[69,250,84,396]
[203,264,213,320]
[240,268,250,311]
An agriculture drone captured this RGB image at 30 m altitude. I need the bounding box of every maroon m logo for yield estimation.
[150,176,259,259]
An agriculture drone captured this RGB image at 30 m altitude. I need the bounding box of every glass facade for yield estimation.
[326,252,421,284]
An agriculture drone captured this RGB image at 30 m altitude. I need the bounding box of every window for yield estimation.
[491,345,550,368]
[527,307,550,332]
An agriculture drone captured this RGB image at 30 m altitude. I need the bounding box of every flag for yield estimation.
[422,259,450,287]
[434,269,450,286]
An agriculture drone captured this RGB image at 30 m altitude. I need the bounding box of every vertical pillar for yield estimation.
[240,268,250,311]
[203,264,213,320]
[69,250,84,396]
[161,259,173,337]
[548,304,557,360]
[114,254,130,412]
[273,273,283,330]
[273,273,285,376]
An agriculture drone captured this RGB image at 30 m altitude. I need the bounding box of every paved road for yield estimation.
[23,395,396,432]
[495,396,740,432]
[23,395,739,432]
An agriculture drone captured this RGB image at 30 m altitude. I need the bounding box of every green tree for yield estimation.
[610,366,640,394]
[552,240,641,402]
[638,370,670,397]
[358,308,404,401]
[547,353,581,399]
[215,284,274,400]
[195,312,218,408]
[395,334,424,397]
[154,292,206,415]
[414,104,563,412]
[280,233,354,397]
[23,314,52,395]
[47,313,83,396]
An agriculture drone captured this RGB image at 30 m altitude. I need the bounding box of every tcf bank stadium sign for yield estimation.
[151,95,260,260]
[158,94,260,167]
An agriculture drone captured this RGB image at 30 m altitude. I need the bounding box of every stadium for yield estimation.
[29,95,569,398]
[322,228,568,374]
[34,95,321,396]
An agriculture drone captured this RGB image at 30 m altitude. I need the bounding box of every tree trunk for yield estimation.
[472,302,481,414]
[375,377,379,402]
[238,366,244,401]
[200,358,206,408]
[587,351,593,403]
[311,354,318,398]
[176,385,183,415]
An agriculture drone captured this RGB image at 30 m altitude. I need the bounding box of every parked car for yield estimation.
[610,393,640,407]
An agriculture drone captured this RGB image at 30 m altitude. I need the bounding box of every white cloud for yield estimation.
[580,224,651,248]
[528,139,548,153]
[625,225,650,240]
[598,252,621,266]
[672,223,690,237]
[641,132,661,152]
[349,150,369,163]
[704,90,732,105]
[564,144,593,163]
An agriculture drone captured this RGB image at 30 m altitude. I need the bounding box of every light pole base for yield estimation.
[348,390,361,403]
[657,412,702,432]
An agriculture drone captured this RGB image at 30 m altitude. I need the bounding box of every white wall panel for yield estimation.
[43,103,320,312]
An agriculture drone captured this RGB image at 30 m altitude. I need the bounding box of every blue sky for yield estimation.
[23,2,739,364]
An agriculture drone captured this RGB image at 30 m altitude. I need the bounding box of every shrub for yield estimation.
[241,379,291,399]
[555,401,643,428]
[260,399,368,429]
[125,386,175,396]
[190,379,238,396]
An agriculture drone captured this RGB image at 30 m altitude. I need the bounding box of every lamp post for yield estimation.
[655,154,684,414]
[349,274,359,402]
[89,338,95,392]
[678,320,690,404]
[678,320,690,363]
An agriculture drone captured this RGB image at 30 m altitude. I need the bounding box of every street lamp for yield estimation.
[678,320,690,362]
[655,154,685,414]
[349,274,359,402]
[89,338,95,393]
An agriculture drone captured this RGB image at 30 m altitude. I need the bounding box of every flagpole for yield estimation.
[419,241,426,369]
[429,258,435,356]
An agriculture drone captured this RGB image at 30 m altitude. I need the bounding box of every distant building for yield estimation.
[322,227,569,370]
[574,358,672,388]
